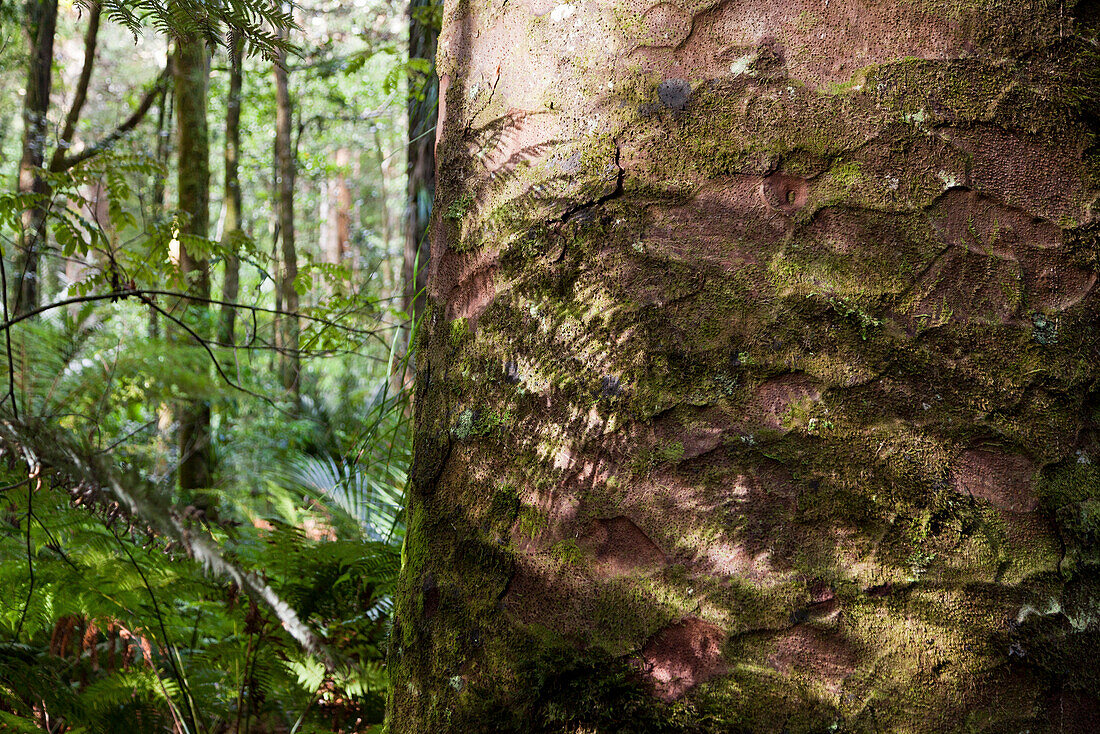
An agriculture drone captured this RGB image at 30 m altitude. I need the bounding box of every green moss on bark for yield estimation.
[387,0,1100,730]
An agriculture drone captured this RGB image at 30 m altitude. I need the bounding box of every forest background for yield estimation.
[0,0,436,731]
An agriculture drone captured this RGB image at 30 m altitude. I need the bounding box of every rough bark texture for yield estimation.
[274,37,300,406]
[389,0,1100,732]
[13,0,58,316]
[403,0,439,321]
[174,34,212,491]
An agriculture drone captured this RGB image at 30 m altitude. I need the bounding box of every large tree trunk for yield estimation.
[388,1,1100,731]
[401,0,438,322]
[13,0,58,316]
[274,30,300,407]
[174,32,212,491]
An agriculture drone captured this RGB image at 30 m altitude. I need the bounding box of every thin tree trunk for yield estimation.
[38,1,100,307]
[149,78,173,340]
[319,178,333,264]
[173,32,212,491]
[388,1,1100,731]
[335,147,353,277]
[12,0,162,318]
[273,26,299,408]
[270,150,281,375]
[219,38,243,345]
[11,1,162,317]
[401,0,437,323]
[13,0,59,317]
[149,59,173,477]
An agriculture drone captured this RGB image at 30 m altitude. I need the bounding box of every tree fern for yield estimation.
[94,0,298,62]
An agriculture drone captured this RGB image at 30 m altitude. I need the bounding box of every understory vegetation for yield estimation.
[0,0,435,730]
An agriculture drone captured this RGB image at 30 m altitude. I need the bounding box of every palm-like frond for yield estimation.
[288,451,405,544]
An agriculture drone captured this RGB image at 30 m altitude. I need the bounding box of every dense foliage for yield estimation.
[0,0,431,730]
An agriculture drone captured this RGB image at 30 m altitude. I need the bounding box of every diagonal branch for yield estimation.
[49,0,102,173]
[52,66,170,172]
[0,414,334,666]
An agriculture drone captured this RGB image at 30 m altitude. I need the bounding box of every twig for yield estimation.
[31,510,79,571]
[112,526,201,734]
[0,244,18,419]
[139,295,284,411]
[94,418,158,455]
[0,476,32,493]
[12,470,40,642]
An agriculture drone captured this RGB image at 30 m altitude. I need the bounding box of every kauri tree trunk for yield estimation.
[388,0,1100,731]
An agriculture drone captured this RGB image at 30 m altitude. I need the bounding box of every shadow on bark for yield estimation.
[389,6,1100,730]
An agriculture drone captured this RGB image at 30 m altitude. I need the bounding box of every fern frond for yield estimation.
[95,0,301,61]
[0,414,332,664]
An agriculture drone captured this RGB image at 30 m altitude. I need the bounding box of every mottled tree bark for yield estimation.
[402,0,439,322]
[388,0,1100,731]
[219,39,243,346]
[174,33,212,491]
[13,0,58,316]
[274,32,300,407]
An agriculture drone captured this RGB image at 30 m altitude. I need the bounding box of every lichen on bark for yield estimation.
[387,1,1100,731]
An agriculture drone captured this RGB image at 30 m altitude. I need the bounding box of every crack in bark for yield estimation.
[411,357,455,499]
[560,141,624,224]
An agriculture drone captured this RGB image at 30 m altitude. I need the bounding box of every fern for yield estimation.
[93,0,299,62]
[0,309,409,731]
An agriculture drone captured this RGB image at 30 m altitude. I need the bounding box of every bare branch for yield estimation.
[138,294,284,410]
[50,0,102,172]
[0,287,394,344]
[53,67,170,172]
